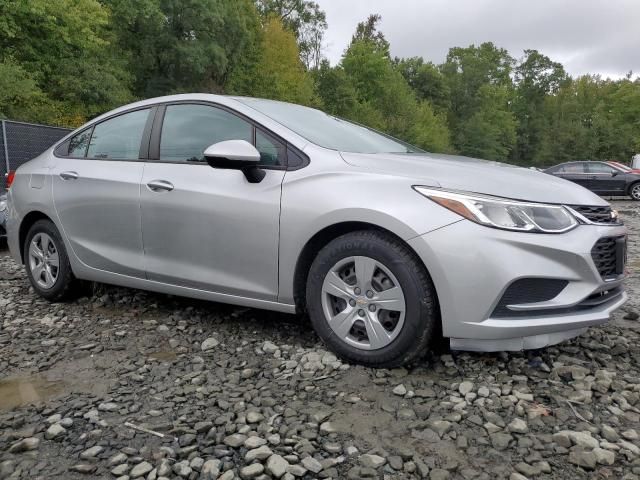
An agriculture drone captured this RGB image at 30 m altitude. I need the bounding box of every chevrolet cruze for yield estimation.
[5,94,628,367]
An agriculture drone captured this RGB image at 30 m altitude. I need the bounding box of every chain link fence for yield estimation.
[1,120,71,192]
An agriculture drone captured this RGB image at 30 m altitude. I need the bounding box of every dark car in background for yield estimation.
[545,161,640,200]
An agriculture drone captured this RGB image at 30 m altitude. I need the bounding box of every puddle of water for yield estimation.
[0,376,67,411]
[148,350,177,362]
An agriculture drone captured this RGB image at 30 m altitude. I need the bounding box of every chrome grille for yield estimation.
[569,205,621,225]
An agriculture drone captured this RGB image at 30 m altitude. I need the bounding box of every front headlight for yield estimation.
[414,187,578,233]
[0,198,6,212]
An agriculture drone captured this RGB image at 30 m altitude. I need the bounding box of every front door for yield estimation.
[140,103,286,300]
[585,162,627,194]
[554,162,590,189]
[51,108,152,277]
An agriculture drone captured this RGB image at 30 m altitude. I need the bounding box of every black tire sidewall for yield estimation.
[306,232,436,367]
[24,219,75,301]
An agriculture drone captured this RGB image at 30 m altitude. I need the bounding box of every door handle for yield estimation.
[59,171,79,180]
[146,180,174,192]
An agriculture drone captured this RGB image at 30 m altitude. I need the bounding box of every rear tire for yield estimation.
[24,219,81,302]
[306,230,438,368]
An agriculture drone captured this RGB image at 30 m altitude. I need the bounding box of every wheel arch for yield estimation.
[292,221,440,318]
[18,211,53,263]
[627,180,640,199]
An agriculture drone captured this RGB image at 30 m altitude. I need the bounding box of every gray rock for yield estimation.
[130,461,153,478]
[430,469,450,480]
[266,454,290,478]
[393,384,407,396]
[552,431,572,448]
[172,461,192,478]
[224,433,247,447]
[593,447,615,465]
[262,340,278,353]
[246,411,265,423]
[490,432,512,450]
[507,418,528,434]
[69,464,97,474]
[359,454,386,469]
[98,401,118,412]
[458,381,474,396]
[201,337,219,351]
[45,423,66,440]
[8,437,40,453]
[219,471,236,480]
[240,463,264,479]
[109,453,128,466]
[111,464,129,476]
[287,464,308,477]
[301,456,323,473]
[80,445,104,459]
[568,448,596,470]
[601,425,619,442]
[201,459,222,479]
[244,436,267,449]
[245,445,273,462]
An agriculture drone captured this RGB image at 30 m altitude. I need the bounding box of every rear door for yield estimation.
[139,103,286,300]
[553,162,590,189]
[51,107,154,277]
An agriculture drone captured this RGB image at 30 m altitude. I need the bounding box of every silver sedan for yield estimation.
[5,94,627,366]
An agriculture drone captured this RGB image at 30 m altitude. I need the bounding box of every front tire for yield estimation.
[629,182,640,201]
[306,230,438,368]
[24,219,81,302]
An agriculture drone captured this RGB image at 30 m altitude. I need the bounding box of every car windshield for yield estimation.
[236,97,424,154]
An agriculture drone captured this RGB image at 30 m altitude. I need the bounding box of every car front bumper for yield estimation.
[408,219,627,352]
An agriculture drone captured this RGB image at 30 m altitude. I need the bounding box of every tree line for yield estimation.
[1,1,638,167]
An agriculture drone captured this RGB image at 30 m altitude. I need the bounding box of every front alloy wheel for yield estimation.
[306,230,438,367]
[630,183,640,201]
[321,256,406,350]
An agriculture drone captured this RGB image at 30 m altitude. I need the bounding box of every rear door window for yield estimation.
[86,109,150,160]
[67,129,92,157]
[557,163,586,173]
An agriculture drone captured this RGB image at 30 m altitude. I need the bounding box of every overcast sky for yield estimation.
[317,0,639,79]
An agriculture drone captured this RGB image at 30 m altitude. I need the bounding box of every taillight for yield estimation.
[5,170,15,189]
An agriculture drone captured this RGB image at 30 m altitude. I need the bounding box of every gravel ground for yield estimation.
[1,200,640,480]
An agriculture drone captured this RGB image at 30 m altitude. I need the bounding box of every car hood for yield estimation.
[341,152,608,206]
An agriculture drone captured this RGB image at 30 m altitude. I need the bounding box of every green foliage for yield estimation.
[105,0,261,97]
[394,57,450,112]
[511,50,568,164]
[227,17,317,105]
[456,84,517,161]
[255,0,327,69]
[317,15,451,153]
[535,76,640,166]
[440,42,517,160]
[0,0,132,125]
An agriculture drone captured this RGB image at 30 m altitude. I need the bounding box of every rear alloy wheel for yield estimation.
[28,233,59,289]
[630,183,640,201]
[306,230,438,367]
[24,219,82,301]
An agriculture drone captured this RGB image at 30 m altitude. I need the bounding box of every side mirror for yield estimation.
[204,140,265,183]
[612,171,619,177]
